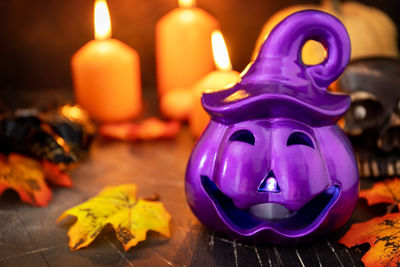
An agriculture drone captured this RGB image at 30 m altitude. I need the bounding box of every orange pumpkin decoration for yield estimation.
[252,0,399,65]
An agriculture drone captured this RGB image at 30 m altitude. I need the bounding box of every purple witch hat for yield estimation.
[202,10,351,126]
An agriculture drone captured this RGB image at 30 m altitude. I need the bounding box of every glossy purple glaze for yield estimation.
[185,10,359,245]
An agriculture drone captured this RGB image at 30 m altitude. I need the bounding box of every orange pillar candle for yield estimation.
[71,0,142,122]
[156,0,220,98]
[189,31,240,137]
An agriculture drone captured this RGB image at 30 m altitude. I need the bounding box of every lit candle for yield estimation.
[160,88,194,120]
[189,31,240,137]
[156,0,220,98]
[71,0,142,122]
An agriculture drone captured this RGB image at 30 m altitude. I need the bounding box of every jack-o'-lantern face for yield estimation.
[203,120,335,230]
[185,10,359,245]
[187,119,358,244]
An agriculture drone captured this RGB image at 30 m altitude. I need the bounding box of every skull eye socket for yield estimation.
[287,132,314,149]
[229,129,255,145]
[345,99,384,131]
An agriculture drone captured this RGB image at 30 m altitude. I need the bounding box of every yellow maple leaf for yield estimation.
[58,184,171,251]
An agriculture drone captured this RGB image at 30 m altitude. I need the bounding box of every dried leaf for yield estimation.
[0,154,52,206]
[339,213,400,267]
[360,178,400,209]
[0,153,72,206]
[0,116,73,163]
[0,106,94,164]
[99,117,180,141]
[340,178,400,266]
[58,184,171,251]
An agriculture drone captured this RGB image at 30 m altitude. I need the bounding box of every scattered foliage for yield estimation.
[340,213,400,267]
[340,178,400,266]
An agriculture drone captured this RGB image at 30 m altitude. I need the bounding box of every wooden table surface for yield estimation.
[0,88,382,266]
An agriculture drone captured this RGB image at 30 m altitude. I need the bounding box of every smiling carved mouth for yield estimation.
[201,176,340,235]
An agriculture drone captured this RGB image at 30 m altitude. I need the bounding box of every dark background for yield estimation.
[0,0,399,93]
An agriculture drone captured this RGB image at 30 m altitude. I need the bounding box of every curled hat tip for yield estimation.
[202,10,351,126]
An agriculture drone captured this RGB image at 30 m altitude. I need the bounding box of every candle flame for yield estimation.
[179,0,195,8]
[94,0,111,40]
[211,31,232,72]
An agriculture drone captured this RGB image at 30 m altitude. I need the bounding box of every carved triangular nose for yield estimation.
[258,170,280,193]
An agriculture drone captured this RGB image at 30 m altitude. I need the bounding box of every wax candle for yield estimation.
[156,0,220,98]
[71,0,142,122]
[189,31,240,137]
[160,88,194,120]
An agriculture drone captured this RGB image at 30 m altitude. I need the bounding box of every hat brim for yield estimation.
[202,83,350,126]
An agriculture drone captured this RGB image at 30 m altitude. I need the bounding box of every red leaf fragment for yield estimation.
[99,117,180,141]
[41,160,73,187]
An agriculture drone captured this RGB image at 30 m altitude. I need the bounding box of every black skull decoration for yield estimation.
[335,57,400,178]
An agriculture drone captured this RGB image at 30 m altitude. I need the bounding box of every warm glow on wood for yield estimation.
[211,31,232,71]
[94,0,111,40]
[179,0,195,8]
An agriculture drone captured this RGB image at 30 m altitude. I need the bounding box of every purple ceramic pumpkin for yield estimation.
[185,10,359,245]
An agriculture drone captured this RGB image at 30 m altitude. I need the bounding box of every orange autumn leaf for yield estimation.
[0,153,72,206]
[339,213,400,267]
[99,117,180,141]
[58,184,171,251]
[360,178,400,209]
[0,154,52,206]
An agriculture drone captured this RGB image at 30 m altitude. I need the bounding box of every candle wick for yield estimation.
[179,0,196,8]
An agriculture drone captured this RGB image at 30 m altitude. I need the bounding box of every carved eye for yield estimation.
[287,132,314,149]
[229,129,255,145]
